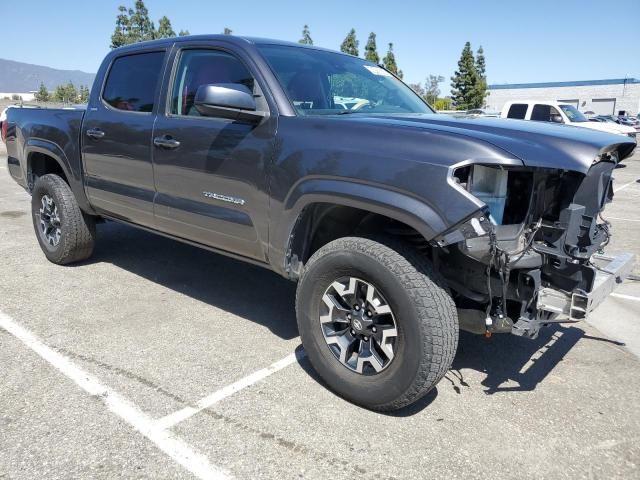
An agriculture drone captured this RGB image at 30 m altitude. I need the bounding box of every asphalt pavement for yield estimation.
[1,143,639,479]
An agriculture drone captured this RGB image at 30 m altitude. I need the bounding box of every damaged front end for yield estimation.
[435,151,635,339]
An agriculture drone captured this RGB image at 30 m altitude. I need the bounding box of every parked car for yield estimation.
[501,100,637,138]
[4,36,636,411]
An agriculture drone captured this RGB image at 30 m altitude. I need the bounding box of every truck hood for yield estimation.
[572,120,636,135]
[338,114,636,174]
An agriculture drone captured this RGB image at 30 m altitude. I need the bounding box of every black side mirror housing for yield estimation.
[194,83,265,123]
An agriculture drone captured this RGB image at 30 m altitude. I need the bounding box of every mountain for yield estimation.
[0,58,96,92]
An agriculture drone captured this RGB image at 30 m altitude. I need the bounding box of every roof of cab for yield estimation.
[111,34,337,54]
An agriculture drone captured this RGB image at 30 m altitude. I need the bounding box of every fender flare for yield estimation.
[24,139,73,186]
[276,178,449,277]
[23,139,95,214]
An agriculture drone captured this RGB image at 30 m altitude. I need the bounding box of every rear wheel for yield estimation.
[296,236,458,411]
[31,174,96,265]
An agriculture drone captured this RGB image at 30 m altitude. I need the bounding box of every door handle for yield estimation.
[153,135,181,149]
[86,128,105,139]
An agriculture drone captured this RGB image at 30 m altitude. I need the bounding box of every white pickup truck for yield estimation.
[501,100,637,138]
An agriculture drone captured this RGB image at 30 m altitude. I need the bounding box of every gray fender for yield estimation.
[273,178,449,277]
[24,139,95,214]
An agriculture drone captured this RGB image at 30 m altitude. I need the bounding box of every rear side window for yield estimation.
[507,103,528,119]
[103,52,165,112]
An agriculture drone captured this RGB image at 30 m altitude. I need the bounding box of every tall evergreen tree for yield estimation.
[129,0,156,41]
[474,46,488,107]
[223,27,233,35]
[299,25,313,45]
[79,85,90,103]
[340,29,359,56]
[450,41,480,110]
[382,43,399,76]
[35,82,50,102]
[110,2,189,48]
[156,16,176,38]
[364,32,379,64]
[110,6,132,48]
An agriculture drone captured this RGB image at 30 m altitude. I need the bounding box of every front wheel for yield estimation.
[31,174,96,265]
[296,236,458,411]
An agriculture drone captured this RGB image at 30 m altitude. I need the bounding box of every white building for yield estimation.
[0,92,36,102]
[486,78,640,116]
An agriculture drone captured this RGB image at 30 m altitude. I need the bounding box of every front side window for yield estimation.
[171,49,255,116]
[507,103,528,119]
[258,44,433,116]
[559,104,588,122]
[102,52,165,112]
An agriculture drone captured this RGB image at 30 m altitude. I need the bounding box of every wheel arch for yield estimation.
[24,139,95,214]
[281,179,448,279]
[24,139,74,188]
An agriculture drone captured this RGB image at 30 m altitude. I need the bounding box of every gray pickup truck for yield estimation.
[3,35,636,411]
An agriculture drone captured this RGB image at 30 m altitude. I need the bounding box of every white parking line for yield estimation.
[611,293,640,302]
[0,311,230,480]
[607,216,640,223]
[154,350,305,431]
[614,179,639,193]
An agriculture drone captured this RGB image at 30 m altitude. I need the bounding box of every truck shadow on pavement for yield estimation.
[89,221,299,340]
[89,221,623,415]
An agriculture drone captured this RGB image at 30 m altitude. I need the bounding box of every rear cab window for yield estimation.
[102,52,165,112]
[506,103,528,119]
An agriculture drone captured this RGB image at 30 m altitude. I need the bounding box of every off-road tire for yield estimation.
[296,236,458,411]
[31,174,96,265]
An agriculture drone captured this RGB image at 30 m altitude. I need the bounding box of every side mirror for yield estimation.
[194,83,265,123]
[550,114,563,123]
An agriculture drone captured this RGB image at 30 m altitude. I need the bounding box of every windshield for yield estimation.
[558,104,588,123]
[257,45,433,116]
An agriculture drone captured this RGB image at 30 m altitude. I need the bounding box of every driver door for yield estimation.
[152,45,275,261]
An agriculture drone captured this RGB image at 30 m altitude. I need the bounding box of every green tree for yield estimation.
[450,41,480,110]
[110,1,189,48]
[129,0,156,41]
[65,82,78,103]
[340,29,359,56]
[382,43,399,76]
[53,82,79,104]
[35,82,50,102]
[111,6,132,48]
[434,97,452,111]
[223,27,232,35]
[156,16,175,38]
[364,32,379,64]
[79,85,90,103]
[299,24,313,45]
[178,29,190,36]
[475,46,488,106]
[425,74,444,105]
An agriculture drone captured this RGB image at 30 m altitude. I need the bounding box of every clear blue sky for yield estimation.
[2,0,639,90]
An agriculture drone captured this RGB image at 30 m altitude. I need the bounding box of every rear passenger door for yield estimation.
[151,44,276,261]
[82,48,167,228]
